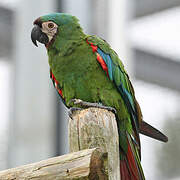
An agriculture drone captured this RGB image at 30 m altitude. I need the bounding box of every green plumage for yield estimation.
[32,13,168,179]
[35,13,145,179]
[48,27,136,150]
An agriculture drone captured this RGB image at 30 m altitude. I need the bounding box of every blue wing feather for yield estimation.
[97,48,113,80]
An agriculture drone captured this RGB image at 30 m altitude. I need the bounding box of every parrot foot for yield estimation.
[70,99,117,114]
[68,107,82,119]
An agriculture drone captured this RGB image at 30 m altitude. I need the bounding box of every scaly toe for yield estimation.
[68,107,82,119]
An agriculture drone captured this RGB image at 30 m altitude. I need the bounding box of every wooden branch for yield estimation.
[69,108,120,180]
[0,148,108,180]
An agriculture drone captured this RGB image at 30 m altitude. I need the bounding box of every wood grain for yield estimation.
[0,148,108,180]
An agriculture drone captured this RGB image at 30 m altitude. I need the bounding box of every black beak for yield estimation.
[31,25,49,47]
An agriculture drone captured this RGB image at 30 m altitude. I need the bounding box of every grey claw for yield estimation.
[68,107,82,119]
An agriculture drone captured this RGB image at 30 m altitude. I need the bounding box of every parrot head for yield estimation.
[31,13,83,48]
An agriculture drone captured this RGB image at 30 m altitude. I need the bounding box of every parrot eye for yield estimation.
[48,22,55,29]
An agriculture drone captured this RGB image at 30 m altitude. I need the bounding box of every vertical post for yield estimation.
[69,108,120,180]
[8,0,56,168]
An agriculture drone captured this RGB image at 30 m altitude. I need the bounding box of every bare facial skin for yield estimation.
[41,21,58,42]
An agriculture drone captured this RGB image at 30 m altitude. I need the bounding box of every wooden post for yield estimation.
[69,108,120,180]
[0,148,108,180]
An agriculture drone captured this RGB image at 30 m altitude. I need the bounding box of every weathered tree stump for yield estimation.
[0,148,108,180]
[68,108,120,180]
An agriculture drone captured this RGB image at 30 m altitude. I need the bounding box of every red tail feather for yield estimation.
[120,160,131,180]
[120,136,144,180]
[126,142,139,180]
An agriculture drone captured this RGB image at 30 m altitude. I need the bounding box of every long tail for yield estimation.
[140,121,168,142]
[120,133,145,180]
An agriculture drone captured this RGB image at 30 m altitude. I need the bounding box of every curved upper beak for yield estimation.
[31,25,49,47]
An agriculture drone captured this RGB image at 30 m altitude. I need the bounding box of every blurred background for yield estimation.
[0,0,179,179]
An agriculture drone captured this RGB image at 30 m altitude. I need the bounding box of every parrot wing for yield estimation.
[87,35,140,142]
[87,35,168,143]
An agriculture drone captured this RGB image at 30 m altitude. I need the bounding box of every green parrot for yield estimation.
[31,13,168,180]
